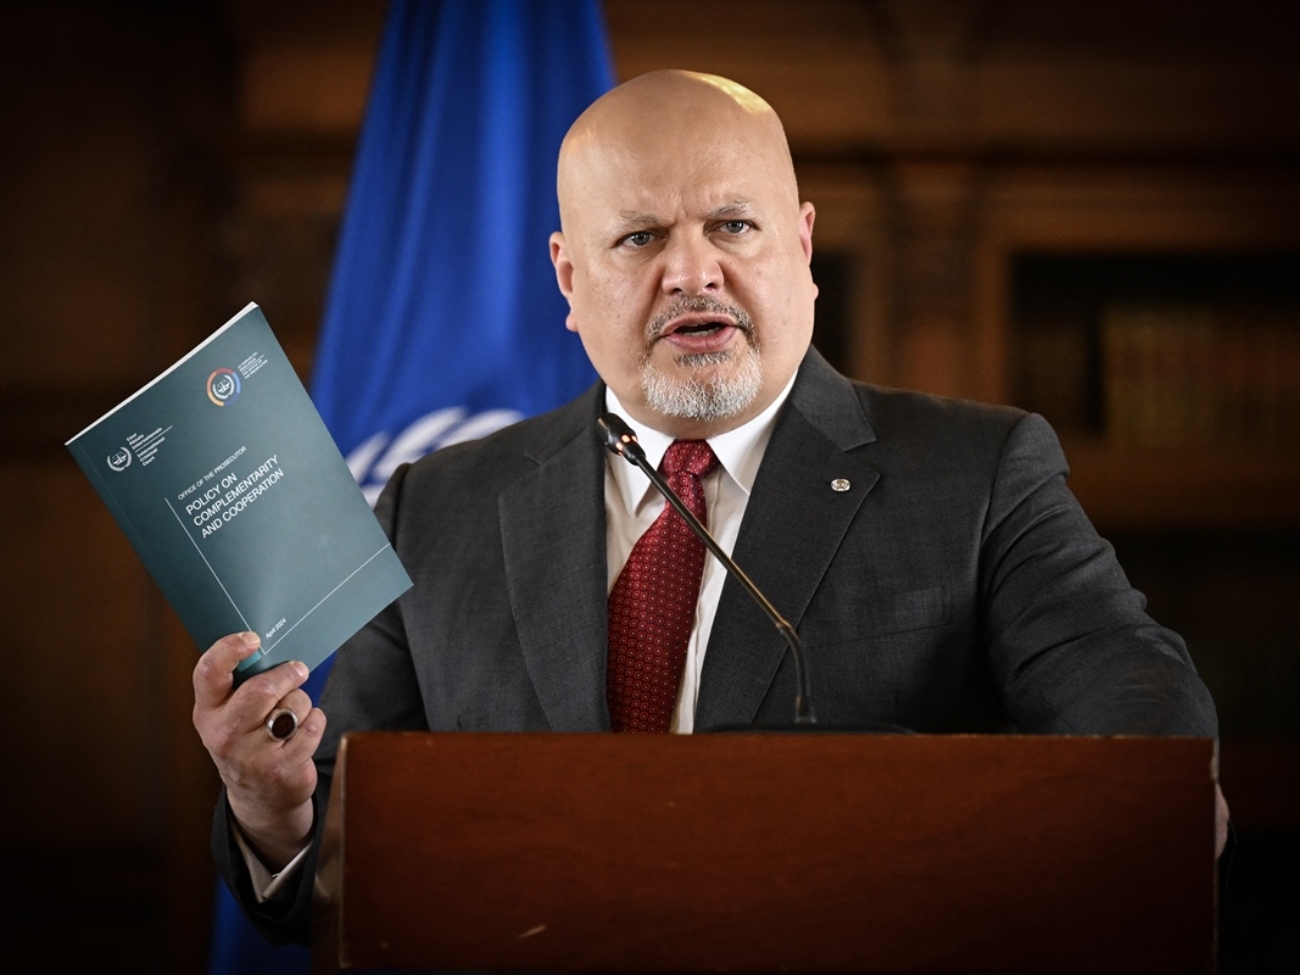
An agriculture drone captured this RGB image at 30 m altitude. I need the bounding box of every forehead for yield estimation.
[566,131,794,228]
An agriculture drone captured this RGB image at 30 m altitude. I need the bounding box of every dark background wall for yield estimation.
[1,1,1296,971]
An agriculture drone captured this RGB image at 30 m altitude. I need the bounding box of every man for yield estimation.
[193,70,1223,946]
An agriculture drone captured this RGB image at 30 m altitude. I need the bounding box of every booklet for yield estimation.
[66,303,413,681]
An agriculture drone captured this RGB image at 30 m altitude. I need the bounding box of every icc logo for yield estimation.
[106,448,132,472]
[207,368,241,406]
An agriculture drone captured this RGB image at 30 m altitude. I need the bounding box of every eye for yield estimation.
[618,230,655,248]
[718,220,752,235]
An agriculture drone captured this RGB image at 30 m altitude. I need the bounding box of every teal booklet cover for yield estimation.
[66,303,413,681]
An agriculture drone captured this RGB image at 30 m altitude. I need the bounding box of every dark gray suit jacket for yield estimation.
[217,348,1218,944]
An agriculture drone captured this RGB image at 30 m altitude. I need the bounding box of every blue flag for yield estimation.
[208,2,612,971]
[314,0,609,507]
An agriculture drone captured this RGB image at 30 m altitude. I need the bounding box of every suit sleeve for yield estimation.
[210,788,324,947]
[979,413,1218,736]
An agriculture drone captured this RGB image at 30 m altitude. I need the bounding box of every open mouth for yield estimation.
[659,317,739,354]
[648,299,753,356]
[670,321,730,337]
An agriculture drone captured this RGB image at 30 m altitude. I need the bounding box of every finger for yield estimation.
[264,708,301,742]
[223,713,323,823]
[272,688,314,721]
[199,662,312,769]
[193,632,263,710]
[274,706,327,762]
[252,708,326,804]
[229,660,311,732]
[262,689,317,745]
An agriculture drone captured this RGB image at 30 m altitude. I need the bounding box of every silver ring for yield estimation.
[265,708,299,742]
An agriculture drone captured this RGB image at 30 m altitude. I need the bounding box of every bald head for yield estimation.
[557,70,799,233]
[549,70,817,439]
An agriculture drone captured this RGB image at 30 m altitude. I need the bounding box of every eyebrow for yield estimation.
[612,200,756,232]
[707,201,756,219]
[614,211,663,232]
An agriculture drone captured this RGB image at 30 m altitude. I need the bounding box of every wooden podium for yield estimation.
[313,733,1218,973]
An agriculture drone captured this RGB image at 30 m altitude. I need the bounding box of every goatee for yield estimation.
[640,298,762,423]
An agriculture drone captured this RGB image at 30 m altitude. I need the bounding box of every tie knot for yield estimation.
[662,440,717,479]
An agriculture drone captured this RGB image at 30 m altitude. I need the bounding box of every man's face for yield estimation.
[551,113,817,439]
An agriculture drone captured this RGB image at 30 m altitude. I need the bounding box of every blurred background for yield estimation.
[2,0,1297,971]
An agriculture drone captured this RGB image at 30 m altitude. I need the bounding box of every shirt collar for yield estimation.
[603,374,797,515]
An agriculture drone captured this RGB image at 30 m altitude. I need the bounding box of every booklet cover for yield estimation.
[66,303,413,681]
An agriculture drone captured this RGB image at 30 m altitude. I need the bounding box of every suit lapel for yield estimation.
[695,351,880,729]
[499,388,613,731]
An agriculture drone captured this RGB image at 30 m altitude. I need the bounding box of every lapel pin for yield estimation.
[830,478,851,492]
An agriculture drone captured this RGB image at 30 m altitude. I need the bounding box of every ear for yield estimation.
[549,232,580,332]
[797,202,816,264]
[799,202,819,300]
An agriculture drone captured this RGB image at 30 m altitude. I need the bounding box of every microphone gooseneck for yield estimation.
[597,412,817,725]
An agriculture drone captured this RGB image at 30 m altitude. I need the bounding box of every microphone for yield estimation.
[597,412,816,725]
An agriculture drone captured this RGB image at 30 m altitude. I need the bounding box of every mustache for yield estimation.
[646,296,754,342]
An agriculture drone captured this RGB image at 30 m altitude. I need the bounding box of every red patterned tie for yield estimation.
[607,440,719,733]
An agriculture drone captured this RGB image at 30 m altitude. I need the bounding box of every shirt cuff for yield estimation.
[231,819,311,904]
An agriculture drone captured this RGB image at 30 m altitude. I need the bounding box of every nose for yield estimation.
[660,231,721,296]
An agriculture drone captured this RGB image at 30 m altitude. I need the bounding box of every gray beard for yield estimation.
[640,344,763,423]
